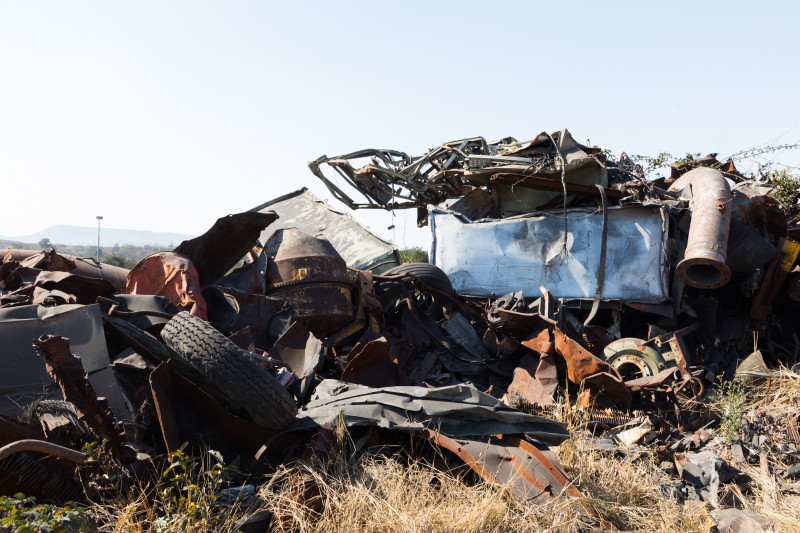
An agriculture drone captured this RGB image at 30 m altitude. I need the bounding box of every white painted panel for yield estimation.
[430,205,669,302]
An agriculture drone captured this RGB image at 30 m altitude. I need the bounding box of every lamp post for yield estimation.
[96,216,103,263]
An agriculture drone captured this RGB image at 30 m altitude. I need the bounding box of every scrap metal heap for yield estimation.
[1,129,799,528]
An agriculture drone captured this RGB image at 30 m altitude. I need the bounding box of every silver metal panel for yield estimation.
[430,205,669,302]
[0,303,130,419]
[252,188,400,271]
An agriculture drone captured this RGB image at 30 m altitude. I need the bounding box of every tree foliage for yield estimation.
[399,247,429,263]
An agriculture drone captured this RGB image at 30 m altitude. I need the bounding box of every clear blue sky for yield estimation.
[2,1,798,248]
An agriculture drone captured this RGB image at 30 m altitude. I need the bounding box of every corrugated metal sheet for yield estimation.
[430,205,669,302]
[251,188,400,271]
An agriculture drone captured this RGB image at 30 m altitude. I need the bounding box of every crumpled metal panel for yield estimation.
[430,204,669,302]
[173,211,278,286]
[251,188,400,271]
[0,304,129,419]
[416,429,607,524]
[292,379,569,445]
[126,251,207,320]
[32,335,127,453]
[2,249,130,292]
[268,322,324,401]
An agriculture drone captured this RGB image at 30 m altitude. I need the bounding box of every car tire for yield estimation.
[160,311,297,430]
[375,262,455,304]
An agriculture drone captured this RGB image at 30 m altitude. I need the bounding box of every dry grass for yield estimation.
[88,373,800,532]
[261,449,584,533]
[749,367,800,414]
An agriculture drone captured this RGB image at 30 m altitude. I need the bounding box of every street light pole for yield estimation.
[96,216,103,263]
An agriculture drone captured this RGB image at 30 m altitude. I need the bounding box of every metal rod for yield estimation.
[0,439,86,463]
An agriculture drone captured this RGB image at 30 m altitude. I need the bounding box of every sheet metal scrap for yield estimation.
[172,211,278,286]
[0,249,125,307]
[250,188,401,272]
[126,251,208,320]
[430,204,669,301]
[268,322,324,402]
[277,380,604,524]
[496,311,631,408]
[292,379,569,445]
[415,429,609,527]
[0,303,129,419]
[32,335,127,455]
[1,249,130,292]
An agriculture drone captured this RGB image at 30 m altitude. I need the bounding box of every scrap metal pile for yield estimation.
[1,129,800,529]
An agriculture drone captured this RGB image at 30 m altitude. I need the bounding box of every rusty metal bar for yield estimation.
[0,439,86,464]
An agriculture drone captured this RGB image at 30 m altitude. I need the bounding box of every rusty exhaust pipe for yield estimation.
[669,167,732,289]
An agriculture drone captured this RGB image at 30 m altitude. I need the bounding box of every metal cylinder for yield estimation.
[265,228,355,337]
[669,167,732,289]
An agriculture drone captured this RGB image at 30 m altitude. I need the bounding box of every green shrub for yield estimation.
[0,494,96,532]
[399,247,428,263]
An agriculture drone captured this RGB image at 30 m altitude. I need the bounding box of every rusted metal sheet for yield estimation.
[213,248,267,294]
[265,228,354,337]
[625,367,681,389]
[168,363,274,455]
[496,309,556,339]
[126,251,208,320]
[507,330,559,406]
[0,413,45,443]
[148,363,182,456]
[32,335,126,454]
[2,249,130,292]
[553,328,631,408]
[505,354,558,407]
[173,211,278,286]
[669,168,733,289]
[2,269,115,306]
[146,361,274,456]
[414,429,608,526]
[0,248,126,307]
[431,204,669,302]
[251,188,401,272]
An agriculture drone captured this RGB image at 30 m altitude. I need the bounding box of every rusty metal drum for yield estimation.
[264,228,355,337]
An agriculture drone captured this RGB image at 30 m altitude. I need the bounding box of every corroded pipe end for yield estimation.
[676,256,731,289]
[670,167,732,289]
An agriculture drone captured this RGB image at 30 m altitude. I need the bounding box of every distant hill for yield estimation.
[0,225,196,247]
